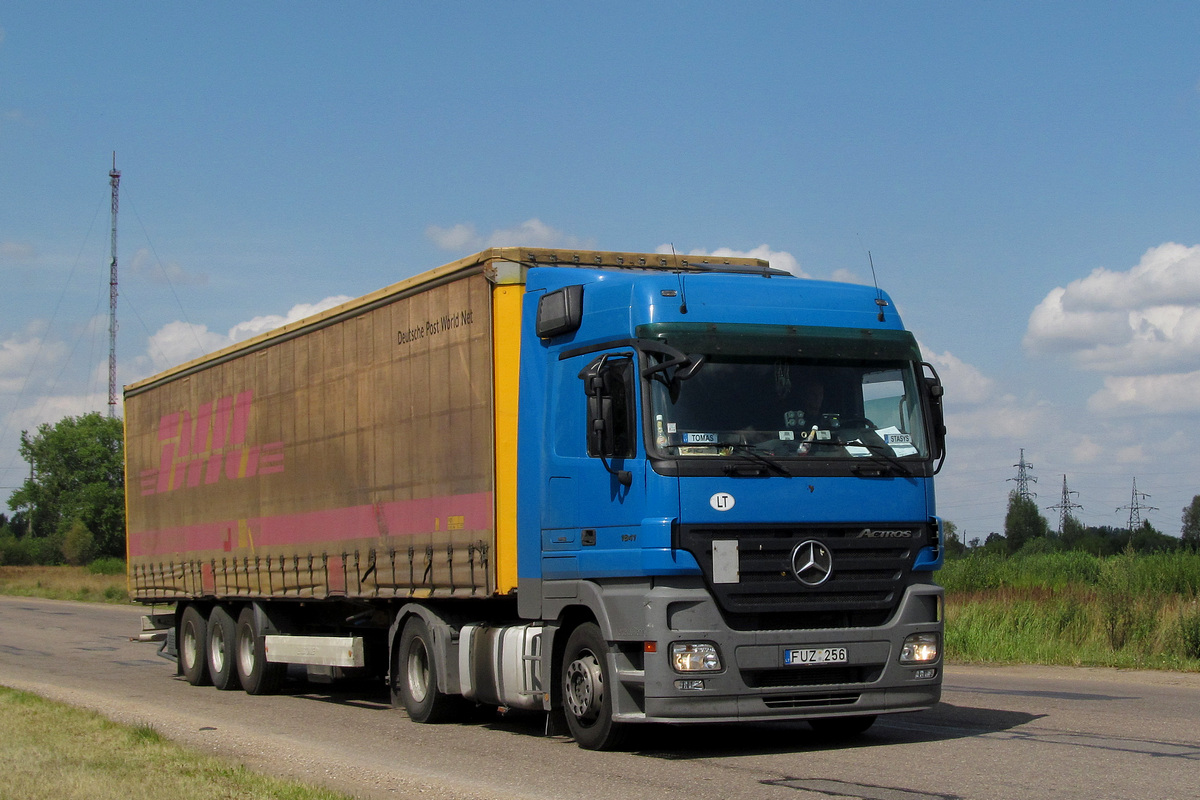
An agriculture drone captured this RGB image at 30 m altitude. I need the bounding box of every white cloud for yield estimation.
[656,244,810,278]
[426,219,594,252]
[944,396,1048,443]
[1059,242,1200,311]
[145,321,230,372]
[921,347,995,406]
[1086,370,1200,416]
[0,323,65,394]
[425,223,479,251]
[145,296,352,372]
[1025,242,1200,416]
[829,268,867,284]
[1024,243,1200,372]
[227,297,352,341]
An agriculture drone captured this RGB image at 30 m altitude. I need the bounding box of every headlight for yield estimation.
[900,632,939,664]
[670,642,723,672]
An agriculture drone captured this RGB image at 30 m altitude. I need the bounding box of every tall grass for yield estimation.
[943,550,1200,670]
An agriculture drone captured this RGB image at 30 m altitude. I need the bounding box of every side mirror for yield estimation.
[536,285,584,339]
[579,353,634,487]
[920,361,947,473]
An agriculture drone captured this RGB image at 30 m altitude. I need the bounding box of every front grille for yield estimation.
[677,523,926,631]
[745,665,883,688]
[762,692,861,709]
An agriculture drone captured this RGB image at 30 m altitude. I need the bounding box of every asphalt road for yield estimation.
[1,595,1197,800]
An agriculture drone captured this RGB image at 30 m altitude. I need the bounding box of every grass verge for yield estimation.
[946,590,1200,671]
[0,565,128,603]
[0,685,352,800]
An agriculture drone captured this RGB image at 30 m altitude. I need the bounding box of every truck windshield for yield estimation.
[647,355,931,462]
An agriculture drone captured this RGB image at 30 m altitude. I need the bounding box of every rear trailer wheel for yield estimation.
[235,607,285,695]
[561,622,627,750]
[808,715,877,737]
[178,605,211,686]
[393,616,459,723]
[207,606,241,691]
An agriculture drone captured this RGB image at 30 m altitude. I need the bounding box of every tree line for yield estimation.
[944,491,1200,558]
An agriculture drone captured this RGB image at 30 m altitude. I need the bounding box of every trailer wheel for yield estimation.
[393,616,457,723]
[235,607,284,695]
[179,605,211,686]
[561,622,627,750]
[207,606,241,691]
[808,714,877,737]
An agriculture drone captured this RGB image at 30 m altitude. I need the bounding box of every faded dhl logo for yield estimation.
[140,391,284,496]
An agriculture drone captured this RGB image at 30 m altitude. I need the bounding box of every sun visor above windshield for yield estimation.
[634,322,922,362]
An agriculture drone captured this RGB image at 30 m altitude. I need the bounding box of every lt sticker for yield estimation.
[710,492,736,512]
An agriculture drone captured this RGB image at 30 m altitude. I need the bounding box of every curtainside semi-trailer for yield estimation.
[126,247,947,750]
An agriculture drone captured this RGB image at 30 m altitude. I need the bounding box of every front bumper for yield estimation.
[598,578,943,724]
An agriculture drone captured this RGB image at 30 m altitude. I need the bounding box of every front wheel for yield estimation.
[560,622,627,750]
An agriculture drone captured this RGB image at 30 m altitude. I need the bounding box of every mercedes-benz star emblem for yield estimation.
[790,540,833,586]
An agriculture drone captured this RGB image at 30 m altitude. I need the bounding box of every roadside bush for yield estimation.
[88,557,126,575]
[0,531,63,565]
[62,519,96,566]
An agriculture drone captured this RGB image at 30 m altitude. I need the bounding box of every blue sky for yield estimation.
[2,2,1199,541]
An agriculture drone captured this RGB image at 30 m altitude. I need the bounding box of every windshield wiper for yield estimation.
[826,437,914,478]
[723,443,792,478]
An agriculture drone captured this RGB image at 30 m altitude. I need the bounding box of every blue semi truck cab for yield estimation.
[515,255,946,748]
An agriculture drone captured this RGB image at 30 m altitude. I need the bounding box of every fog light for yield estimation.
[675,679,706,691]
[913,668,938,680]
[900,632,939,664]
[670,642,722,672]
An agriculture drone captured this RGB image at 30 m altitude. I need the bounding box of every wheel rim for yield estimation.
[211,625,227,673]
[564,649,604,724]
[237,623,256,676]
[182,625,199,670]
[406,639,431,704]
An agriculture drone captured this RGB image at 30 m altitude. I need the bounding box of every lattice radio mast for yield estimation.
[107,153,120,417]
[1008,448,1037,500]
[1047,474,1082,534]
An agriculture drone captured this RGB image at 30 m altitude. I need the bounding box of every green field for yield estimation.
[941,550,1200,670]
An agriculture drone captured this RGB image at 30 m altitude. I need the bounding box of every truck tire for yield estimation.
[561,622,627,750]
[235,606,285,695]
[393,615,458,723]
[179,605,211,686]
[808,714,877,737]
[207,606,241,691]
